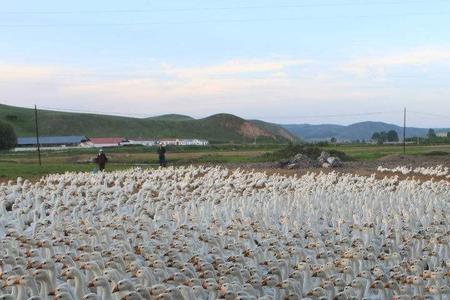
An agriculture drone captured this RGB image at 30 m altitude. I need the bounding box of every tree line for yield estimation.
[371,130,399,144]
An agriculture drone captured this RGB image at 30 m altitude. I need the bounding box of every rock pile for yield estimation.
[280,151,343,169]
[318,151,343,168]
[281,153,318,169]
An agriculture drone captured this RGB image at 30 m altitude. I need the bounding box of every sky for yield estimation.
[1,0,450,127]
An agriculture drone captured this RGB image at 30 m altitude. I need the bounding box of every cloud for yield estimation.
[161,58,312,78]
[343,47,450,74]
[1,51,450,126]
[0,63,59,81]
[57,57,315,103]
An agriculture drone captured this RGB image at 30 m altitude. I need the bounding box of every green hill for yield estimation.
[0,104,296,144]
[147,114,194,121]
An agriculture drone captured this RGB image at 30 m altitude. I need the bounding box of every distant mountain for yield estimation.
[283,121,450,141]
[0,104,296,144]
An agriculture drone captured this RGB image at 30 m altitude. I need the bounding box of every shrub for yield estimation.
[262,143,353,162]
[423,151,449,156]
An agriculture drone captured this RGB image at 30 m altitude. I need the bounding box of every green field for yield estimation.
[1,143,449,181]
[324,143,450,160]
[0,145,281,181]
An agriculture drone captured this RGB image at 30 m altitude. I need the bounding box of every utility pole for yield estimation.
[403,107,406,154]
[34,105,41,166]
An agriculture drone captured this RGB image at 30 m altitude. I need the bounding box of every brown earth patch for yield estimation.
[239,122,273,139]
[230,154,450,183]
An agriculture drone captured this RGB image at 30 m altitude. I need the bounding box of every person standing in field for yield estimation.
[94,149,108,171]
[157,143,167,167]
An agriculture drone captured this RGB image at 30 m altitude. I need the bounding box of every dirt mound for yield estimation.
[277,151,343,170]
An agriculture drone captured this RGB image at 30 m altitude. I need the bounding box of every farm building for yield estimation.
[155,138,209,146]
[436,132,449,137]
[122,139,157,146]
[123,138,209,146]
[84,137,128,148]
[179,139,209,146]
[157,138,179,146]
[16,136,88,148]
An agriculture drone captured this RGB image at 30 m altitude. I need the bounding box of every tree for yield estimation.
[447,132,450,138]
[386,130,399,142]
[372,130,398,144]
[371,132,381,140]
[330,137,337,143]
[0,121,17,150]
[371,132,382,144]
[427,128,436,138]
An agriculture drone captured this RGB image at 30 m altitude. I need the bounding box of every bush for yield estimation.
[328,149,352,161]
[423,151,449,156]
[0,121,17,150]
[262,143,353,162]
[262,143,321,161]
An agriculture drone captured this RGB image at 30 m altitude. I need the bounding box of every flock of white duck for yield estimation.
[1,166,450,300]
[377,165,450,178]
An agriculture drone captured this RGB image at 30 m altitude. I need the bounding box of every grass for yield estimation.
[323,144,450,160]
[0,146,273,181]
[0,163,134,182]
[0,149,269,164]
[1,143,448,181]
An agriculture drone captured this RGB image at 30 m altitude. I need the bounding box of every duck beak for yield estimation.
[48,289,56,296]
[112,284,119,293]
[276,283,282,288]
[88,282,95,288]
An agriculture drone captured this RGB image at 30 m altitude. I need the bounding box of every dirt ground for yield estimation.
[236,154,450,182]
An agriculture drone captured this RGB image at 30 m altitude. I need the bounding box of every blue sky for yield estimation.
[1,0,450,127]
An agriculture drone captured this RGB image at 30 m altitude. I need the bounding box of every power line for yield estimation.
[409,111,450,120]
[7,104,449,126]
[253,111,399,119]
[1,0,448,15]
[37,105,153,118]
[36,106,399,120]
[1,11,449,27]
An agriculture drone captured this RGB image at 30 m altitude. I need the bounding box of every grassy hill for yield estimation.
[0,104,296,144]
